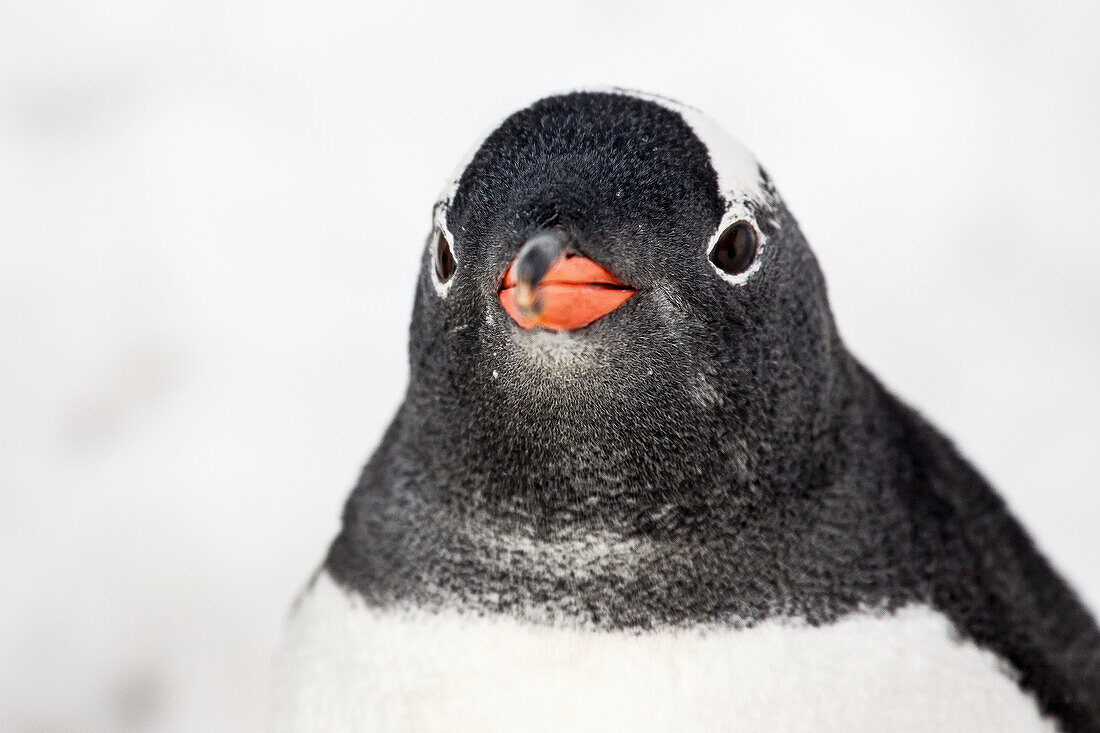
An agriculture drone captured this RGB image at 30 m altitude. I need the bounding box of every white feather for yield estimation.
[274,571,1055,733]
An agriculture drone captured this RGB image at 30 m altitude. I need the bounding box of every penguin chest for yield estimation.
[274,572,1054,733]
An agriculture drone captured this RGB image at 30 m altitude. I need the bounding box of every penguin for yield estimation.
[274,90,1100,732]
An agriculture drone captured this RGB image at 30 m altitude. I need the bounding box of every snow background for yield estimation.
[1,0,1097,730]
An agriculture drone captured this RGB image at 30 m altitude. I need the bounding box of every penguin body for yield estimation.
[275,91,1100,731]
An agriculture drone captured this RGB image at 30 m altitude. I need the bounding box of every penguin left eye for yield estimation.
[433,227,456,284]
[709,221,758,278]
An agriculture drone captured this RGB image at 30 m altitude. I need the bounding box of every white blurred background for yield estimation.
[1,0,1097,730]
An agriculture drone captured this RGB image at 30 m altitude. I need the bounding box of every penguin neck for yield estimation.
[326,344,919,626]
[391,349,862,540]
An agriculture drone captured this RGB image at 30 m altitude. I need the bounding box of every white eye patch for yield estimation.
[622,91,770,287]
[429,206,457,298]
[705,209,766,286]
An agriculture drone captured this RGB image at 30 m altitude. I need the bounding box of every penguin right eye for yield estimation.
[432,227,456,284]
[708,221,758,278]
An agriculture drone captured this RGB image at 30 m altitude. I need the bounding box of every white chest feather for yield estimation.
[274,572,1054,733]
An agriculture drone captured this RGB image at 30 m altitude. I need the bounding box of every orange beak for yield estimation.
[499,252,636,331]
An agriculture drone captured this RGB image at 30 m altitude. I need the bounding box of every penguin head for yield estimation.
[403,91,842,512]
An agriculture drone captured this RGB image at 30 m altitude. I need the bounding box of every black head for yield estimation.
[403,90,844,529]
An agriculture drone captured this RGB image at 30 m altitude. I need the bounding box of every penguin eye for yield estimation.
[433,227,456,283]
[709,221,757,277]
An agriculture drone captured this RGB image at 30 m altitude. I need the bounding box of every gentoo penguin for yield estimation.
[275,90,1100,732]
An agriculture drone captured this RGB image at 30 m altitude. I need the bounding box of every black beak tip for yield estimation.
[513,229,570,288]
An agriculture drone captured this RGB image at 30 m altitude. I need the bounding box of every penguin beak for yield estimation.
[499,231,636,331]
